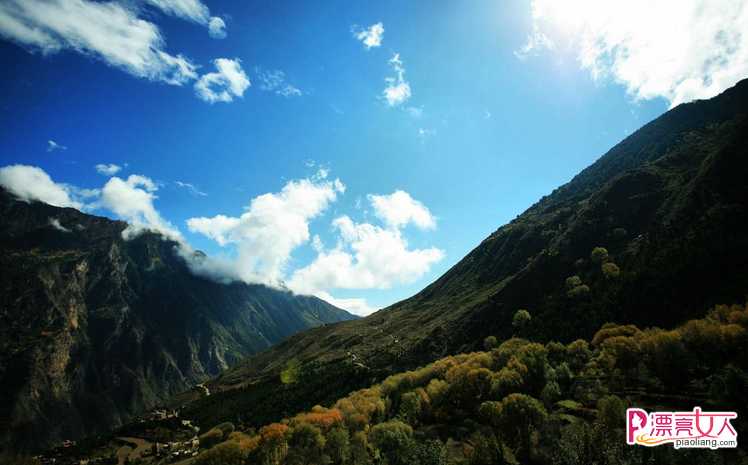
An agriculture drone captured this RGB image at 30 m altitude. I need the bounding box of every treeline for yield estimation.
[192,304,748,465]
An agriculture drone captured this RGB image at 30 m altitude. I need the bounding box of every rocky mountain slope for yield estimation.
[181,78,748,430]
[0,191,355,451]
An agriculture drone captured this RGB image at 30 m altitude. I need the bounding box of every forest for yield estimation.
[187,299,748,465]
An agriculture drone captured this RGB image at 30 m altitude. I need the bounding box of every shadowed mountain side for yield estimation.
[0,191,355,451]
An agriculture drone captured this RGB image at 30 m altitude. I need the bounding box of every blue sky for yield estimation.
[1,0,745,315]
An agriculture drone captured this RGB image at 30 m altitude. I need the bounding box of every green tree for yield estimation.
[512,309,531,336]
[565,275,583,289]
[368,420,415,465]
[281,358,301,384]
[601,262,620,278]
[590,247,609,264]
[494,394,547,460]
[397,391,422,425]
[483,335,499,351]
[325,427,350,465]
[286,423,326,465]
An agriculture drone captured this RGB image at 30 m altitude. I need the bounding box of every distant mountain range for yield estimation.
[179,78,748,431]
[0,191,355,451]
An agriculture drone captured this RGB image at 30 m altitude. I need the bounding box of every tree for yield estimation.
[567,284,590,299]
[325,427,350,465]
[596,395,625,431]
[349,431,371,465]
[413,439,447,465]
[483,335,499,351]
[590,247,609,264]
[397,391,422,425]
[512,309,531,336]
[541,381,561,406]
[281,358,301,384]
[368,420,415,465]
[565,275,583,289]
[286,423,326,465]
[601,262,620,278]
[494,394,547,459]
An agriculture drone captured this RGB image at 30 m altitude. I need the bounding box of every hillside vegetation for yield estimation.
[190,302,748,465]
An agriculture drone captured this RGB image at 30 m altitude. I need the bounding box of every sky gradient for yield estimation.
[2,0,746,314]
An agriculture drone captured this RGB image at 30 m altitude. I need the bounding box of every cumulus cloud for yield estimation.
[46,140,66,152]
[287,191,442,315]
[255,67,302,97]
[194,58,250,103]
[0,164,82,209]
[208,16,226,39]
[383,53,411,106]
[518,0,748,106]
[352,22,384,49]
[187,170,345,285]
[287,215,444,295]
[0,0,198,85]
[368,190,436,230]
[95,163,122,176]
[100,174,181,240]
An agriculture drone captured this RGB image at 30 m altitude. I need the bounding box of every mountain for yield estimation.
[0,190,355,452]
[180,78,748,430]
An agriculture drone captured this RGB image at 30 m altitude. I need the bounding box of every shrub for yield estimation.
[199,427,224,449]
[280,359,301,384]
[590,247,609,264]
[565,275,583,289]
[512,309,532,334]
[567,284,590,298]
[601,262,620,278]
[194,441,244,465]
[483,335,499,351]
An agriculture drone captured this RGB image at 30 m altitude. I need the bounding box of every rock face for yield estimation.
[181,78,748,432]
[0,191,355,451]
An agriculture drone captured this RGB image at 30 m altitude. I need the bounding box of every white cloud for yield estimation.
[144,0,226,38]
[49,217,71,233]
[0,164,82,209]
[352,22,384,49]
[175,180,207,197]
[519,0,748,106]
[368,190,436,230]
[95,163,122,176]
[186,171,345,285]
[287,215,444,295]
[383,53,411,106]
[315,291,377,317]
[208,16,226,39]
[255,67,302,97]
[195,58,250,103]
[0,0,198,85]
[100,174,181,240]
[47,140,66,152]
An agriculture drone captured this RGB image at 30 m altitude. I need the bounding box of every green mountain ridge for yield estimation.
[0,193,355,451]
[181,78,748,431]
